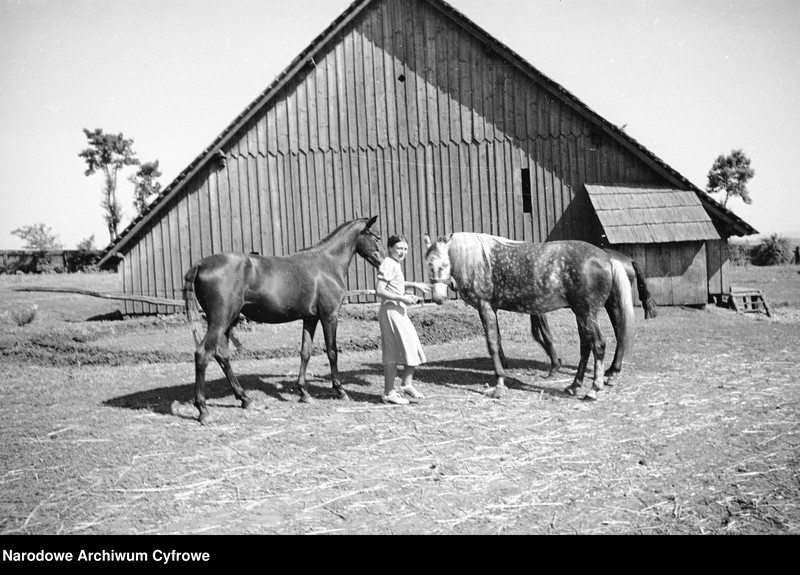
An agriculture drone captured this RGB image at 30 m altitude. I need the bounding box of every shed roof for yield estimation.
[585,185,721,244]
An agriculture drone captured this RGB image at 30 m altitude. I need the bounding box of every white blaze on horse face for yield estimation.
[427,242,451,304]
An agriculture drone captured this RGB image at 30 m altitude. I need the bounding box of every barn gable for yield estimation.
[98,0,757,314]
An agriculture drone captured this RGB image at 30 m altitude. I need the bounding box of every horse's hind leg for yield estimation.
[582,314,607,401]
[295,318,318,403]
[194,323,253,423]
[564,320,591,397]
[603,298,623,385]
[215,327,254,411]
[531,314,561,377]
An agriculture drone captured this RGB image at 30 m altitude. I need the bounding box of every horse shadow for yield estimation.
[363,355,575,399]
[104,355,582,419]
[103,367,389,419]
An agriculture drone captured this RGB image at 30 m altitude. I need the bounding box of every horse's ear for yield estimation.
[365,215,378,230]
[424,233,432,249]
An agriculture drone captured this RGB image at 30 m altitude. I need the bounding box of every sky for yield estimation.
[1,0,799,250]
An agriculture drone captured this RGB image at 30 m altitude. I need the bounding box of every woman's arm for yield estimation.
[404,281,431,295]
[376,279,418,305]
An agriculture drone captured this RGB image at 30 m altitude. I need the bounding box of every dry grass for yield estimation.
[0,268,798,534]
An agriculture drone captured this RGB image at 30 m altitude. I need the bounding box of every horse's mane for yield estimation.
[449,232,522,295]
[300,218,366,253]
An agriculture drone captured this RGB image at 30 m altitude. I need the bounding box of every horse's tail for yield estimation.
[610,258,635,358]
[183,264,203,348]
[629,258,658,319]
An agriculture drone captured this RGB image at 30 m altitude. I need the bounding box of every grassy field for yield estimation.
[1,264,798,534]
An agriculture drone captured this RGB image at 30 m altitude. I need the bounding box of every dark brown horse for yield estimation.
[529,248,657,378]
[425,233,635,401]
[183,216,384,423]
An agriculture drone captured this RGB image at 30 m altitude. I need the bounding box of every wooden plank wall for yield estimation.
[122,0,668,313]
[615,241,708,307]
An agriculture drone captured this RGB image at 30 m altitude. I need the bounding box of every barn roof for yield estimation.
[586,185,721,244]
[97,0,756,268]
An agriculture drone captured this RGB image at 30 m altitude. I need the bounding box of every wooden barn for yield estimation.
[97,0,757,314]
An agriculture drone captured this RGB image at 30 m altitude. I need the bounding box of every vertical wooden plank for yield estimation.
[313,152,329,241]
[458,142,470,232]
[266,154,282,255]
[373,11,388,150]
[305,69,319,153]
[435,20,451,145]
[411,0,428,145]
[197,175,212,257]
[275,95,290,155]
[526,83,539,139]
[447,29,461,145]
[266,106,278,156]
[362,11,378,151]
[534,139,548,242]
[327,45,341,152]
[389,0,408,149]
[343,29,358,151]
[469,142,481,231]
[482,46,495,142]
[423,11,439,146]
[459,34,472,144]
[256,155,272,254]
[479,141,491,234]
[353,23,368,150]
[494,141,507,237]
[335,41,349,152]
[188,181,202,266]
[380,1,398,149]
[296,76,309,153]
[315,58,330,151]
[440,145,454,233]
[247,155,262,253]
[228,152,243,252]
[471,39,484,143]
[503,76,514,141]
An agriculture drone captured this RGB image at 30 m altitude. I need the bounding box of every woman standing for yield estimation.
[376,235,430,405]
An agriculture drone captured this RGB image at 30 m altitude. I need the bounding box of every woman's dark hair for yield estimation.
[388,234,407,248]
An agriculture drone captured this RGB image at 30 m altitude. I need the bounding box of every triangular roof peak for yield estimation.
[99,0,754,267]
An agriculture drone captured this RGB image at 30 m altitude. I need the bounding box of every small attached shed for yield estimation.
[585,185,721,306]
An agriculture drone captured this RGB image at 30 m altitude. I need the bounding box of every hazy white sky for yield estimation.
[1,0,798,250]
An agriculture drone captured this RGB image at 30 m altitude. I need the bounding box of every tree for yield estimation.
[74,234,100,271]
[752,234,792,266]
[78,128,140,242]
[129,160,163,216]
[11,223,63,251]
[11,223,63,273]
[705,149,755,209]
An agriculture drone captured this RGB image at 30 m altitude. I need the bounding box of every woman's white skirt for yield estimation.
[378,302,426,367]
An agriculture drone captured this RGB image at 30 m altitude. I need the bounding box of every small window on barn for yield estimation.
[521,169,532,214]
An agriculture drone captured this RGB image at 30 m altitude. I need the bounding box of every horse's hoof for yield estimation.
[583,390,598,401]
[241,398,255,410]
[300,395,315,404]
[484,385,505,399]
[563,386,577,396]
[198,412,210,425]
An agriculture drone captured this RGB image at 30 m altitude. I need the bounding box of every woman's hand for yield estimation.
[403,294,420,306]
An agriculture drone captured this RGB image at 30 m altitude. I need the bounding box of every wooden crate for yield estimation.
[725,288,771,317]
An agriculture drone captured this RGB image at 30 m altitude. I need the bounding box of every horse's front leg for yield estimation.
[296,318,318,403]
[477,302,506,399]
[321,314,350,401]
[564,315,592,398]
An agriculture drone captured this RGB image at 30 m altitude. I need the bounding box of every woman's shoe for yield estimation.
[400,384,424,399]
[382,390,410,405]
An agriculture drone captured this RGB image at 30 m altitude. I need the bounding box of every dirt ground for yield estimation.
[0,268,798,534]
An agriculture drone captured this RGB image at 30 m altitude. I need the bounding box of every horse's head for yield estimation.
[424,233,453,304]
[355,216,386,268]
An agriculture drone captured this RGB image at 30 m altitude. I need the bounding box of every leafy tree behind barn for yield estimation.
[705,149,755,209]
